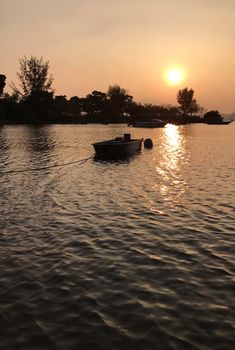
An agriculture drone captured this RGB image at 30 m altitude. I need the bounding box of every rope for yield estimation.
[0,154,94,176]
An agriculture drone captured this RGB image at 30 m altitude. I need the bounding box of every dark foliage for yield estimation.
[203,110,223,123]
[177,87,200,117]
[107,85,133,117]
[11,56,53,98]
[0,74,6,95]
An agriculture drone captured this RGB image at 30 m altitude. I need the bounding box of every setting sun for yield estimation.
[165,68,185,86]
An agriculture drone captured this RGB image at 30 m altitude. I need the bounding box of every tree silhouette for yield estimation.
[107,85,132,116]
[203,110,223,123]
[177,87,199,117]
[11,56,53,98]
[8,56,54,122]
[68,96,81,115]
[82,90,108,116]
[0,74,6,95]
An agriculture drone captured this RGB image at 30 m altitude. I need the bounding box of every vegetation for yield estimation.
[2,56,55,123]
[11,56,53,97]
[0,74,6,95]
[203,110,223,123]
[1,55,205,125]
[177,87,200,119]
[107,85,133,117]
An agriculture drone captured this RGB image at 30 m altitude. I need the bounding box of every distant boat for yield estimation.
[92,134,142,159]
[205,120,232,125]
[131,119,167,128]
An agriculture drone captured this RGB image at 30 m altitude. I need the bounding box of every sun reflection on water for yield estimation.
[165,123,180,148]
[155,124,189,204]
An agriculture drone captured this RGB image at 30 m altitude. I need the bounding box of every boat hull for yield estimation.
[131,120,166,128]
[93,139,142,159]
[205,121,232,125]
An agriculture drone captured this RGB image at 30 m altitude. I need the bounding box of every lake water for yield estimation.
[0,123,235,350]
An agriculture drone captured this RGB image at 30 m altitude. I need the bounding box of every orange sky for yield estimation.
[2,0,235,113]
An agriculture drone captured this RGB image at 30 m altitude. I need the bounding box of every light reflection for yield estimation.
[155,124,188,204]
[165,123,180,149]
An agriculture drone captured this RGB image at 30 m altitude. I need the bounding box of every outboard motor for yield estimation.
[124,133,131,142]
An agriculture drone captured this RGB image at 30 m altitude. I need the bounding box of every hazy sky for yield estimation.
[1,0,235,113]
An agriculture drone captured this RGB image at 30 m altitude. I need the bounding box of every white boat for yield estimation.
[131,119,167,128]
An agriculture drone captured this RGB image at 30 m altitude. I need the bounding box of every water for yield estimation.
[0,123,235,350]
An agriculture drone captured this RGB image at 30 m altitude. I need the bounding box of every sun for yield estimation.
[165,68,184,86]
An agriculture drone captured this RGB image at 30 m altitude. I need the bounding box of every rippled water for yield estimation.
[0,123,235,350]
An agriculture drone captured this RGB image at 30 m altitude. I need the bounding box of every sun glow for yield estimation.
[165,68,185,86]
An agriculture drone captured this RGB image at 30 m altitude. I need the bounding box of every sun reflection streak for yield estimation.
[165,123,180,149]
[155,124,189,204]
[161,124,182,173]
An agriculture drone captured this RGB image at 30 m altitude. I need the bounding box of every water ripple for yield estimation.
[0,124,235,349]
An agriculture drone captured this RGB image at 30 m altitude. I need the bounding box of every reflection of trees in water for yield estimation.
[22,126,56,174]
[25,126,55,154]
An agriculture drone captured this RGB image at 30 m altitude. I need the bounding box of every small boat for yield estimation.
[92,134,142,159]
[131,119,167,128]
[205,120,232,125]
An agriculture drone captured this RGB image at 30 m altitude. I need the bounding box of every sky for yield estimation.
[1,0,235,113]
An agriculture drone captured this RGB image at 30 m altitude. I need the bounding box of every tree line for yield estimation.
[0,55,215,125]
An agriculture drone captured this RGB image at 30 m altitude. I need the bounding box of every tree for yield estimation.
[0,92,21,122]
[9,56,54,121]
[0,74,6,95]
[82,90,108,115]
[107,85,133,116]
[11,56,53,98]
[203,110,223,123]
[177,87,199,117]
[68,96,81,115]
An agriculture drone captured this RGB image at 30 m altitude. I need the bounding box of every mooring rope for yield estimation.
[0,154,94,176]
